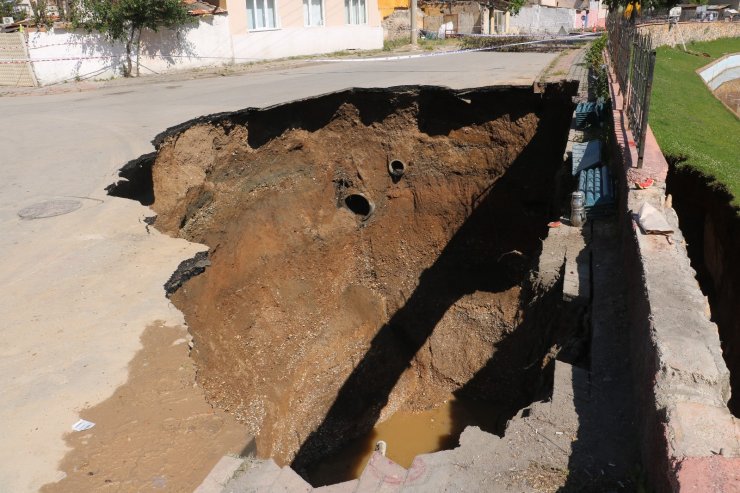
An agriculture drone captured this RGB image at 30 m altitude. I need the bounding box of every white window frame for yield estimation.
[493,10,505,34]
[303,0,325,27]
[246,0,280,31]
[344,0,368,25]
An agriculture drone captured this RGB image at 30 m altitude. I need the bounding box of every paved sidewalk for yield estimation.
[566,48,590,101]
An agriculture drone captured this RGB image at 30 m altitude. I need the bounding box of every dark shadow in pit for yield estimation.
[294,91,574,485]
[449,275,566,435]
[416,89,534,137]
[238,86,539,149]
[561,219,642,492]
[106,152,156,205]
[441,274,568,452]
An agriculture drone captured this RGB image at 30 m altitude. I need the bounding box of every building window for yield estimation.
[345,0,366,24]
[303,0,324,26]
[493,10,505,34]
[247,0,277,30]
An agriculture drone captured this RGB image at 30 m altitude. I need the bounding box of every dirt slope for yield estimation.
[145,86,573,468]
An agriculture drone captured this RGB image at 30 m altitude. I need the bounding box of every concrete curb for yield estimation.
[194,456,245,493]
[606,57,740,492]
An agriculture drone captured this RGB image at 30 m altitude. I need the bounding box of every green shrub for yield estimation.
[585,33,609,100]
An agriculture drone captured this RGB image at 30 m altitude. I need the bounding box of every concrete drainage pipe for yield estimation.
[344,193,375,218]
[388,159,407,179]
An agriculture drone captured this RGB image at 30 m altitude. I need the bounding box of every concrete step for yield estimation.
[269,466,312,492]
[355,452,407,492]
[195,456,245,493]
[220,458,281,492]
[313,479,360,493]
[399,454,453,492]
[550,359,590,411]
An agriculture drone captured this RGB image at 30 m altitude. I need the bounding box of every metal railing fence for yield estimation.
[606,12,634,97]
[606,11,656,168]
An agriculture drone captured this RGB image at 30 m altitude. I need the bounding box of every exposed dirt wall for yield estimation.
[667,165,740,416]
[145,86,574,469]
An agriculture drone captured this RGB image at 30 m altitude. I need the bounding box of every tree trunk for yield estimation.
[124,39,132,77]
[124,25,134,77]
[135,27,142,77]
[58,0,66,21]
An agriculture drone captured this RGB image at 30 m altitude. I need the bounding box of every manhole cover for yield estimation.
[18,199,82,220]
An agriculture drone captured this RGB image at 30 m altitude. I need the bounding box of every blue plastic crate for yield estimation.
[577,165,615,212]
[572,140,602,176]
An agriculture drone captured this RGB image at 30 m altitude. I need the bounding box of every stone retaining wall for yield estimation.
[382,10,424,40]
[641,21,740,48]
[606,55,740,492]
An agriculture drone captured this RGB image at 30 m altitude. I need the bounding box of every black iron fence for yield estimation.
[606,11,656,168]
[606,12,634,90]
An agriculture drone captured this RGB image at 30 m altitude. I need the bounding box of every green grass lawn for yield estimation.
[649,37,740,206]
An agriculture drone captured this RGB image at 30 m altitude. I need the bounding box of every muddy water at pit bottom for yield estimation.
[308,396,502,487]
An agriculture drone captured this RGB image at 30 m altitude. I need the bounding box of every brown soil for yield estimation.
[713,79,740,117]
[41,323,251,493]
[142,86,574,472]
[667,165,740,416]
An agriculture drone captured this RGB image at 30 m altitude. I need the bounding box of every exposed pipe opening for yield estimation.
[344,194,374,217]
[388,159,406,179]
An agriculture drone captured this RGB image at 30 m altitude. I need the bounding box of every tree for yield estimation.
[76,0,192,77]
[0,0,22,20]
[602,0,679,10]
[505,0,526,15]
[492,0,526,15]
[29,0,53,27]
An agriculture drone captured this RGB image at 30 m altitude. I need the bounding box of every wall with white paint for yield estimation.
[508,5,575,34]
[231,25,382,61]
[698,53,740,90]
[27,12,382,86]
[27,16,233,85]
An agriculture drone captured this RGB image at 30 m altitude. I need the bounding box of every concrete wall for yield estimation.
[231,25,382,59]
[27,2,383,86]
[224,0,382,58]
[697,53,740,90]
[421,1,488,34]
[28,16,233,85]
[508,5,575,34]
[378,0,409,19]
[641,21,740,48]
[382,9,424,40]
[574,0,608,29]
[225,0,381,32]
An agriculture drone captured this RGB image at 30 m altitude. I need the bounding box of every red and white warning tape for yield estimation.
[0,54,121,64]
[0,32,599,65]
[311,32,599,63]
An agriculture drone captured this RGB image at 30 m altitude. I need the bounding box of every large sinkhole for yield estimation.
[109,85,577,485]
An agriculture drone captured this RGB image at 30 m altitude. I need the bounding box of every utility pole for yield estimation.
[410,0,418,46]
